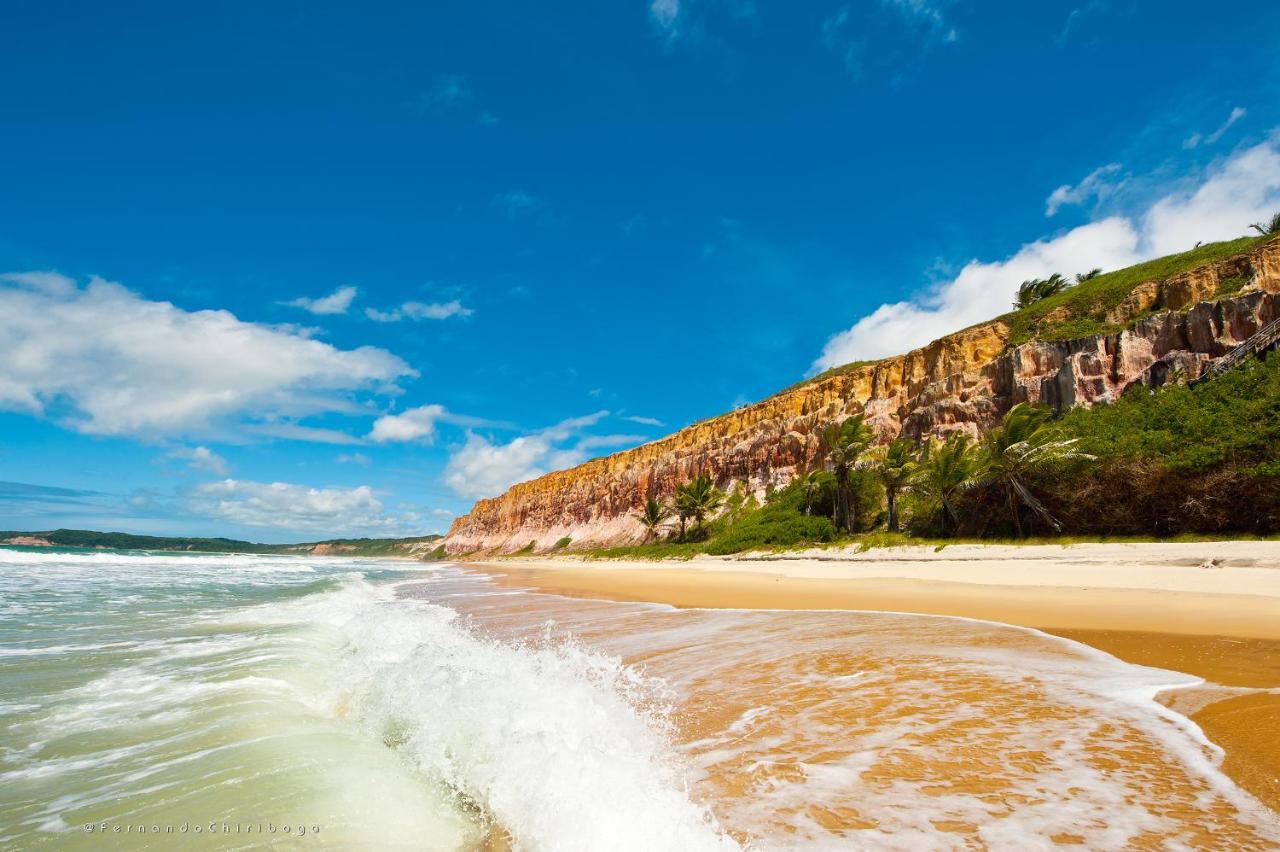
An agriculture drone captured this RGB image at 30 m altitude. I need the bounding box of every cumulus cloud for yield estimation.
[1045,162,1124,216]
[1184,106,1247,150]
[167,445,230,476]
[285,285,358,315]
[369,404,447,443]
[366,404,504,444]
[190,479,420,535]
[813,138,1280,369]
[364,300,473,322]
[0,274,415,439]
[1141,140,1280,256]
[443,411,641,499]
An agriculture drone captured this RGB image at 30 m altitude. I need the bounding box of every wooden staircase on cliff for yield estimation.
[1190,315,1280,386]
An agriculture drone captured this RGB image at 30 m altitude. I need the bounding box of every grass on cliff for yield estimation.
[998,235,1265,346]
[788,235,1268,393]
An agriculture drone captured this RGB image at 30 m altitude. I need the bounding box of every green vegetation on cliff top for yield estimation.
[997,235,1265,346]
[792,236,1269,393]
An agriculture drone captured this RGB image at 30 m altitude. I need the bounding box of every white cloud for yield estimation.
[1184,106,1246,149]
[443,411,627,499]
[285,285,358,315]
[364,300,473,322]
[1055,1,1106,47]
[491,190,544,222]
[336,452,370,466]
[1142,140,1280,256]
[881,0,958,43]
[821,7,863,76]
[415,74,472,111]
[366,404,505,443]
[369,404,446,443]
[1045,162,1124,216]
[623,415,665,427]
[0,270,77,297]
[576,433,646,451]
[813,137,1280,369]
[650,0,682,37]
[168,445,230,476]
[0,274,415,438]
[190,479,420,535]
[246,422,367,445]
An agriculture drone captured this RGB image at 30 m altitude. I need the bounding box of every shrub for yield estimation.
[705,504,837,554]
[552,536,572,550]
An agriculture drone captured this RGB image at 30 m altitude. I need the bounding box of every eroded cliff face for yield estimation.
[446,239,1280,553]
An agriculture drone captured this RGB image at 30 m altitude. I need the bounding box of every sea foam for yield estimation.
[242,578,740,851]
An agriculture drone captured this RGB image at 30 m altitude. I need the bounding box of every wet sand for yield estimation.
[469,542,1280,816]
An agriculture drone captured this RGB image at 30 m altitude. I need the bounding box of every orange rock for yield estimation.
[447,241,1280,553]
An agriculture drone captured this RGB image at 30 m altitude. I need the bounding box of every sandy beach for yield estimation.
[470,540,1280,816]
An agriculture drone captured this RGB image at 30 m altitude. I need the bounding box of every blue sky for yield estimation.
[2,1,1279,541]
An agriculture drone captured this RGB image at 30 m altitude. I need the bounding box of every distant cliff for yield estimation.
[446,237,1280,553]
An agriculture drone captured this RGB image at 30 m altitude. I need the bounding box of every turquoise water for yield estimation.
[0,549,731,850]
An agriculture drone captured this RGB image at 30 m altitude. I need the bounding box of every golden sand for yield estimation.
[469,546,1280,819]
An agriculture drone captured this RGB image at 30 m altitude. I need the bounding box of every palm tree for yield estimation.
[631,496,671,543]
[820,415,873,532]
[1075,268,1103,284]
[916,434,980,537]
[673,474,724,539]
[671,495,693,542]
[974,403,1094,537]
[796,469,833,516]
[1250,212,1280,236]
[1013,273,1072,309]
[873,438,918,533]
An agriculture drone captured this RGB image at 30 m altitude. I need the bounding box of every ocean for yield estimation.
[1,548,1277,849]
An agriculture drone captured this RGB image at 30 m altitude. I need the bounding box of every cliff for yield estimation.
[446,237,1280,553]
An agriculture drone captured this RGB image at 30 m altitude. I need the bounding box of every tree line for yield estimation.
[631,402,1092,544]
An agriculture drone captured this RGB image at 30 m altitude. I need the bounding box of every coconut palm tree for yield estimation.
[631,496,672,543]
[819,415,874,532]
[974,403,1094,537]
[1250,212,1280,236]
[1013,273,1072,309]
[872,438,918,533]
[796,469,833,516]
[1075,268,1103,284]
[673,474,724,539]
[916,433,980,537]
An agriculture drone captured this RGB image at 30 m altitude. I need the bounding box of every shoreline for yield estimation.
[466,540,1280,815]
[467,540,1280,639]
